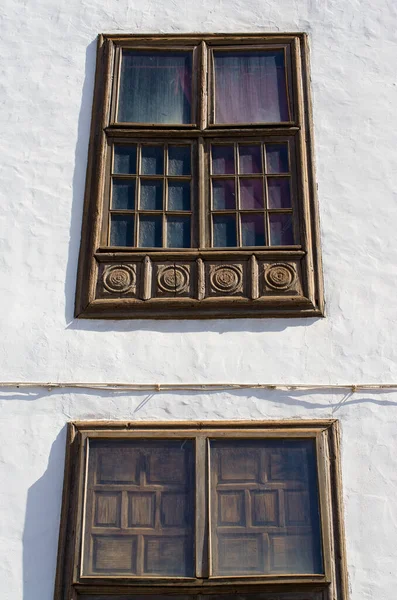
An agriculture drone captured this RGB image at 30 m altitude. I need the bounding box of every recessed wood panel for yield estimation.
[147,448,187,484]
[161,493,189,527]
[218,448,260,482]
[97,447,140,484]
[95,492,121,527]
[252,490,278,526]
[217,534,263,573]
[144,536,193,576]
[269,534,314,574]
[268,448,307,482]
[93,536,137,573]
[128,492,155,527]
[218,491,245,525]
[284,490,310,525]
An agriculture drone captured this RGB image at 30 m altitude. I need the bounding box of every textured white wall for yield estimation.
[1,0,397,598]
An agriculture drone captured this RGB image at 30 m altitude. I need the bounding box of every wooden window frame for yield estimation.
[54,420,347,600]
[75,34,324,319]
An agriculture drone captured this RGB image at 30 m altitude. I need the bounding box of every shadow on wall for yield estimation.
[63,39,321,334]
[23,427,67,600]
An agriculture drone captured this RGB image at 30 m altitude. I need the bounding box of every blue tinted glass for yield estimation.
[167,216,191,248]
[139,216,162,247]
[141,146,164,175]
[118,51,192,124]
[110,215,134,246]
[140,181,163,210]
[269,213,294,245]
[168,146,191,175]
[241,214,265,246]
[213,180,236,210]
[212,145,235,174]
[266,143,289,173]
[114,145,137,174]
[112,179,135,210]
[168,181,190,211]
[213,215,237,247]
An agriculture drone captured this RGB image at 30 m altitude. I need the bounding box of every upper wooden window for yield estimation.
[75,34,324,319]
[54,421,347,600]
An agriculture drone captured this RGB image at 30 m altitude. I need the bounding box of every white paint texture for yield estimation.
[1,0,397,599]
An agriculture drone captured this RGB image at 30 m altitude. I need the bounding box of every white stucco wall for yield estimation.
[1,0,397,599]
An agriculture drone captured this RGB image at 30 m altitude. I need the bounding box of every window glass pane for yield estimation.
[267,178,291,209]
[114,145,137,174]
[140,181,163,211]
[168,146,191,175]
[213,50,289,124]
[168,181,191,211]
[241,214,265,246]
[118,51,192,124]
[83,440,194,577]
[110,215,134,246]
[213,180,236,210]
[212,145,235,174]
[139,216,163,247]
[210,439,323,576]
[269,213,294,245]
[141,146,164,175]
[240,179,264,209]
[213,215,237,247]
[112,179,136,210]
[238,145,262,174]
[266,143,289,173]
[167,216,191,248]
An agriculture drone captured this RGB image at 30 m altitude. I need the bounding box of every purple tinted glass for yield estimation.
[266,143,289,173]
[238,145,262,174]
[213,180,236,210]
[269,214,294,245]
[212,145,235,174]
[240,179,264,209]
[214,50,289,124]
[267,178,291,209]
[241,214,265,246]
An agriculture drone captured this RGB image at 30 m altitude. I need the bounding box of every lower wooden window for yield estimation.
[55,421,347,600]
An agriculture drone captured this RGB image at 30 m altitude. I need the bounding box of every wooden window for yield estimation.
[75,34,323,319]
[55,421,347,600]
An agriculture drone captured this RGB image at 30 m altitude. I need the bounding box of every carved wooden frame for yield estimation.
[54,420,347,600]
[75,34,324,319]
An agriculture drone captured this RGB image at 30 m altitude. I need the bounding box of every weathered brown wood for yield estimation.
[75,34,324,319]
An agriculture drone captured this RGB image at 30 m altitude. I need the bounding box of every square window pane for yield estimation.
[213,180,236,210]
[114,145,137,174]
[118,51,192,124]
[110,215,134,246]
[168,181,190,211]
[167,216,191,248]
[212,145,235,174]
[213,50,289,124]
[240,179,264,209]
[267,178,291,208]
[241,214,265,246]
[239,145,262,174]
[140,181,163,210]
[269,213,294,245]
[266,143,289,173]
[112,179,135,210]
[84,440,194,577]
[210,439,323,576]
[168,146,191,175]
[141,146,164,175]
[213,215,237,247]
[139,215,163,247]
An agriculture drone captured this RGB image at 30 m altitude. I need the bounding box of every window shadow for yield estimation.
[22,427,67,600]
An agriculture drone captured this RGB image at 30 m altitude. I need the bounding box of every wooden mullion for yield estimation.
[195,435,207,578]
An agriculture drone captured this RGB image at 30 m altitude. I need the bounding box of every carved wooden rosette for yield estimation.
[92,252,312,317]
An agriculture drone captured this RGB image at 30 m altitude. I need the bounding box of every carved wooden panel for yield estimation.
[259,260,302,296]
[83,440,194,577]
[210,440,323,576]
[97,263,139,298]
